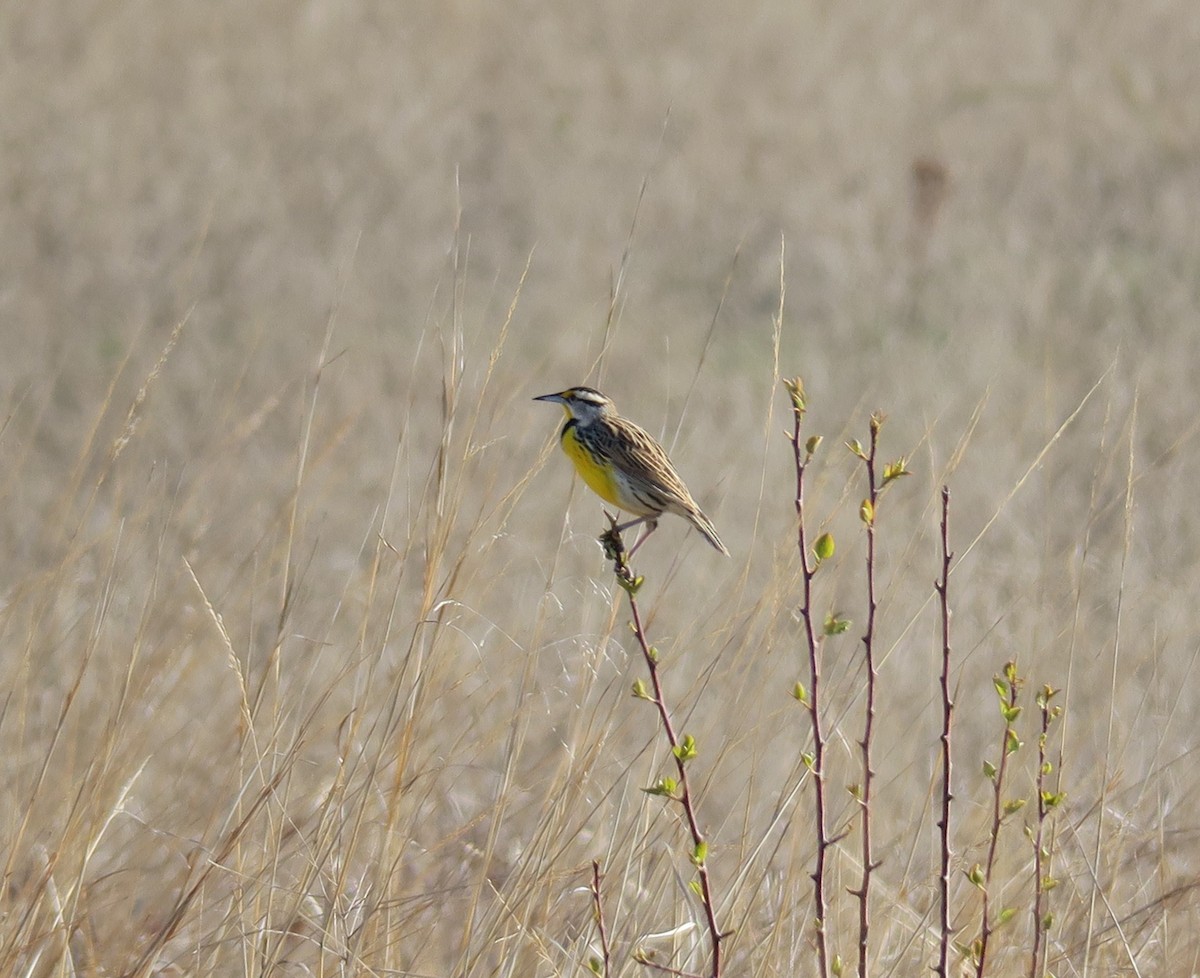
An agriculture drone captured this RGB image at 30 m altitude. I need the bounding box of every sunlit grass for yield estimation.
[0,249,1195,976]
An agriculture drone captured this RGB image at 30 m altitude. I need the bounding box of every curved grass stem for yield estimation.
[591,860,613,978]
[601,517,725,978]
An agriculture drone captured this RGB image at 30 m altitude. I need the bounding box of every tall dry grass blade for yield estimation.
[120,764,290,978]
[183,558,255,750]
[1081,394,1143,978]
[592,108,669,387]
[669,242,740,454]
[106,313,188,473]
[957,364,1113,566]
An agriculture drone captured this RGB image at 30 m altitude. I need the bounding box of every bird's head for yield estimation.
[533,386,615,424]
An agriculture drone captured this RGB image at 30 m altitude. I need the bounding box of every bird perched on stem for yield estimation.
[534,386,728,556]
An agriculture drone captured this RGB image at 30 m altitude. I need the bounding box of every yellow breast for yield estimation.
[561,423,625,508]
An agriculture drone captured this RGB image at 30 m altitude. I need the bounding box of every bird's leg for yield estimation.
[626,518,659,557]
[613,514,654,535]
[601,514,659,563]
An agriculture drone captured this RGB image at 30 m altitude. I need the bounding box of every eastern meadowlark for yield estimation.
[534,386,728,556]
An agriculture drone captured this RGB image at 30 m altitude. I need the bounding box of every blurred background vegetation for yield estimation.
[2,1,1199,974]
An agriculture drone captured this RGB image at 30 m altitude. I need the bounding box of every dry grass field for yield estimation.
[3,2,1200,975]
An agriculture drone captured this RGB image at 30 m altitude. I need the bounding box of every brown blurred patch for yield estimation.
[911,156,950,234]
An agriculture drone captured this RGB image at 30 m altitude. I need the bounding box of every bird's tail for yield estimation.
[686,506,729,556]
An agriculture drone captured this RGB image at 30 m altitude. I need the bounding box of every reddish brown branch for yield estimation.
[975,666,1021,978]
[851,417,883,978]
[935,486,955,978]
[784,380,833,978]
[602,522,724,978]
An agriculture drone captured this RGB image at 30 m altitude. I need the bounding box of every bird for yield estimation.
[534,386,728,556]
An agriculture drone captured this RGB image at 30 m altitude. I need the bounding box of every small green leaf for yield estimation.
[998,906,1017,926]
[967,864,985,888]
[588,956,603,974]
[802,751,815,770]
[1041,910,1054,930]
[982,760,997,780]
[647,645,660,663]
[823,612,852,635]
[1003,798,1027,816]
[859,498,874,525]
[617,574,645,596]
[673,734,698,763]
[882,458,911,484]
[1005,729,1022,754]
[792,681,809,704]
[632,678,651,700]
[689,879,703,897]
[784,377,807,414]
[813,532,835,562]
[847,783,862,801]
[1001,704,1022,724]
[847,438,866,459]
[691,841,708,866]
[832,954,844,976]
[643,777,678,799]
[805,434,823,456]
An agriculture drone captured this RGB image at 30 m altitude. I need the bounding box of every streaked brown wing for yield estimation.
[596,416,696,511]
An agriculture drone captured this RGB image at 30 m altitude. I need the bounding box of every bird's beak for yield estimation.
[533,392,567,404]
